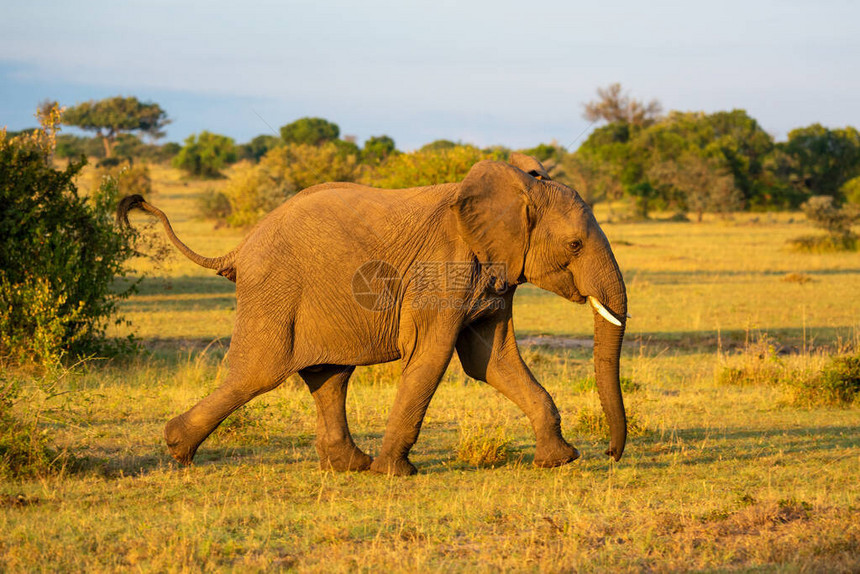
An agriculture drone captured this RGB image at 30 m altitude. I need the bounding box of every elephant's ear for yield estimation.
[451,160,535,289]
[508,152,551,180]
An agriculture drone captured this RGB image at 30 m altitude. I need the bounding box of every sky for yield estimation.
[1,0,858,151]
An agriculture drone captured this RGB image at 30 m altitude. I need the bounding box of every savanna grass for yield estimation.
[1,168,858,572]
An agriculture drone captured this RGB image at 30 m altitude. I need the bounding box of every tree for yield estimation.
[237,134,282,162]
[420,139,458,152]
[63,96,169,158]
[647,153,741,221]
[362,135,397,164]
[172,131,237,178]
[583,83,662,127]
[280,117,340,146]
[781,124,860,199]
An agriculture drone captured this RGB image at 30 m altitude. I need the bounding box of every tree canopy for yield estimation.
[63,96,169,158]
[172,131,237,178]
[583,83,662,127]
[280,117,340,146]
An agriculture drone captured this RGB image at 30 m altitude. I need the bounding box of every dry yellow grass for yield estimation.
[1,165,858,572]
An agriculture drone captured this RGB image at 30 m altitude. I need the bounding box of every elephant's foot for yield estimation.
[369,454,417,476]
[316,441,373,472]
[164,415,199,466]
[534,439,580,468]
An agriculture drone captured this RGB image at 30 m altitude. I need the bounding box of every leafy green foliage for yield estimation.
[781,124,860,199]
[788,196,859,252]
[279,117,340,146]
[54,134,105,159]
[173,131,237,178]
[0,381,52,479]
[0,108,138,365]
[237,134,282,162]
[787,354,860,407]
[802,195,860,236]
[361,145,503,188]
[221,143,359,227]
[362,135,397,164]
[842,176,860,205]
[572,108,824,215]
[63,96,169,158]
[420,139,458,152]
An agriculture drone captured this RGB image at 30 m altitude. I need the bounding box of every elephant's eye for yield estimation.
[569,239,583,254]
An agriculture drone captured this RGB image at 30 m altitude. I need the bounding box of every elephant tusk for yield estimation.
[627,313,632,319]
[588,296,623,327]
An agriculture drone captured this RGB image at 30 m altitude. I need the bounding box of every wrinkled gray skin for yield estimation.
[118,152,628,475]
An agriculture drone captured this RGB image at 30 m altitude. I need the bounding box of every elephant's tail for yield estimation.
[117,194,239,282]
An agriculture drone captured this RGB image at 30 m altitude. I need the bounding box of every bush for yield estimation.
[96,163,153,198]
[0,375,67,479]
[789,196,859,252]
[787,354,860,407]
[173,131,237,178]
[716,336,785,387]
[221,143,359,227]
[788,234,857,253]
[0,107,138,365]
[361,145,503,188]
[843,176,860,205]
[196,188,232,222]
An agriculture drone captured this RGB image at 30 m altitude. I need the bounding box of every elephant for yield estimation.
[117,152,628,475]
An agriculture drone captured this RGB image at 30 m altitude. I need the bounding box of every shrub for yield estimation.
[196,188,232,222]
[96,163,153,198]
[716,336,785,387]
[0,106,138,365]
[361,145,504,188]
[0,375,67,479]
[843,176,860,205]
[173,131,237,178]
[789,196,859,252]
[456,422,511,467]
[222,143,359,227]
[787,354,860,407]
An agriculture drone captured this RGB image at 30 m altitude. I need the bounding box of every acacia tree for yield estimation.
[63,96,169,158]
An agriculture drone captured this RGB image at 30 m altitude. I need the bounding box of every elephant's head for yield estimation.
[452,158,628,460]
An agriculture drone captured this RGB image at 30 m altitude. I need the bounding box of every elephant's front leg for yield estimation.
[300,365,372,472]
[370,336,457,476]
[457,313,579,468]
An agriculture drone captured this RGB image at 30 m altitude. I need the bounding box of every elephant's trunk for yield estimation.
[588,255,628,461]
[593,314,626,460]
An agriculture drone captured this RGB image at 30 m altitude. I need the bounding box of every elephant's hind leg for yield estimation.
[300,365,372,471]
[165,334,293,465]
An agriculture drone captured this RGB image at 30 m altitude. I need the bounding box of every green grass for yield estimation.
[2,165,859,571]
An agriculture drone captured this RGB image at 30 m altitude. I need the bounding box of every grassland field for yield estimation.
[1,164,858,572]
